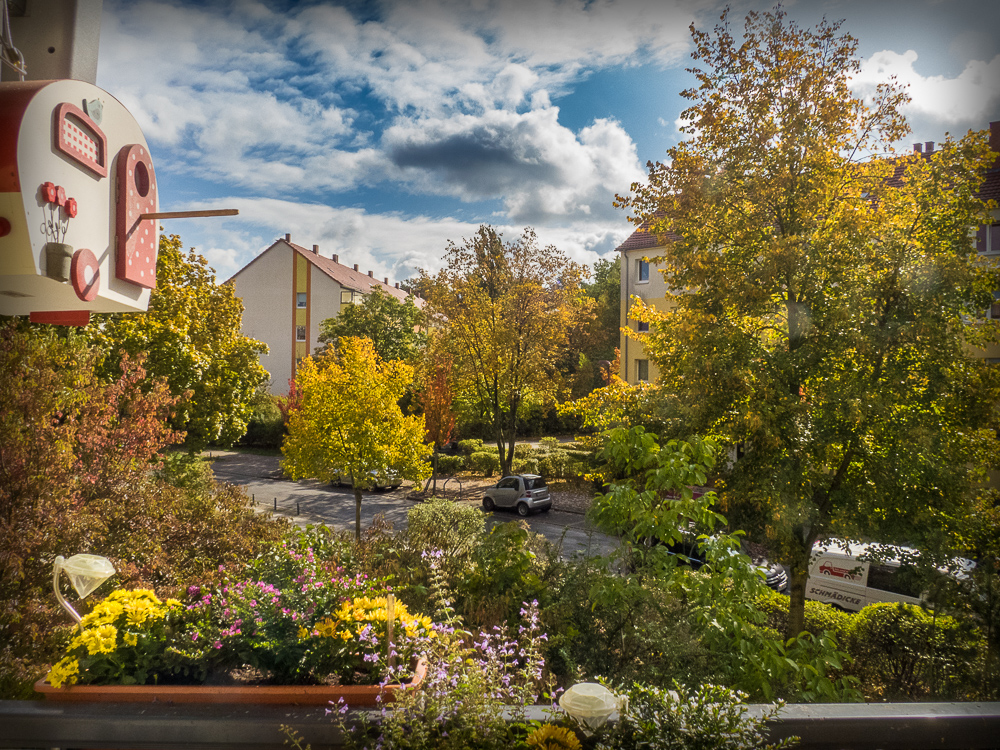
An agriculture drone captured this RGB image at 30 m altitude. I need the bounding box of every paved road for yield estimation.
[205,450,618,558]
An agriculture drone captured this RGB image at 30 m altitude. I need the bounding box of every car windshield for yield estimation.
[524,477,546,490]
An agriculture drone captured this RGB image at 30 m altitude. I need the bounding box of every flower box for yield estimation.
[34,658,426,706]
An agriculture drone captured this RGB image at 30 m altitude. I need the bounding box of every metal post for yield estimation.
[274,498,277,511]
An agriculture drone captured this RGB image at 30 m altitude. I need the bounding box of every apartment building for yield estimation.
[227,234,412,393]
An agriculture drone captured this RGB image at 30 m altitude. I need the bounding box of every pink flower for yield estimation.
[213,641,222,649]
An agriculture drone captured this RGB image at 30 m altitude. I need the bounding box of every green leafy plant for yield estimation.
[593,681,795,750]
[845,602,987,700]
[470,450,501,477]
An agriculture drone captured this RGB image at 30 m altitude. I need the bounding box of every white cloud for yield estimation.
[854,49,1000,125]
[383,108,644,223]
[169,198,632,283]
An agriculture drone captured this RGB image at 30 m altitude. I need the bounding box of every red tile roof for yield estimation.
[616,214,678,253]
[287,241,412,302]
[228,238,422,306]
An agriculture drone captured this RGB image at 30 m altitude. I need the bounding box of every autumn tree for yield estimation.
[421,226,585,476]
[617,8,1000,638]
[417,347,457,494]
[318,287,424,363]
[86,234,268,449]
[282,337,432,540]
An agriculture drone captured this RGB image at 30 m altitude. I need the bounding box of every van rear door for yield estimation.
[806,552,868,611]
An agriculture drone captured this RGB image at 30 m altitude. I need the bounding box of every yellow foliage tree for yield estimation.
[281,337,432,539]
[617,8,1000,638]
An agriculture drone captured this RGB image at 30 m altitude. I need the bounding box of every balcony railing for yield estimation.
[1,700,999,750]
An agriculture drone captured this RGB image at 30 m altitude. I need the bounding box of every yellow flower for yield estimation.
[526,725,582,750]
[298,626,310,640]
[47,657,80,689]
[123,632,138,647]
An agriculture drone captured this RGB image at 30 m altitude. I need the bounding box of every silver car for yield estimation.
[482,474,551,516]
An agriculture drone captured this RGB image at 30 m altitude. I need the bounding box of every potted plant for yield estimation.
[37,543,433,705]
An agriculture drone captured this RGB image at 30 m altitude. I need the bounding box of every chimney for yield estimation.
[990,121,1000,167]
[353,264,359,271]
[285,233,291,242]
[395,282,400,289]
[925,141,935,154]
[368,270,374,278]
[384,277,389,285]
[332,254,339,263]
[913,143,923,153]
[312,244,319,254]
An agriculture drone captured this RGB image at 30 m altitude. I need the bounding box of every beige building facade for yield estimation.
[227,235,412,394]
[617,221,670,384]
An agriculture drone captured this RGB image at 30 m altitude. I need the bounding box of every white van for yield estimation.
[806,540,928,612]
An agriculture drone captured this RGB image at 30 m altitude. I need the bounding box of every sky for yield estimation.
[95,0,1000,285]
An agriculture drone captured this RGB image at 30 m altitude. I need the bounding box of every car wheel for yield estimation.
[517,502,529,517]
[482,496,495,512]
[540,506,550,513]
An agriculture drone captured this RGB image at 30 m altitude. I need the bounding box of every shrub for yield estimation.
[513,456,539,475]
[405,498,485,578]
[597,681,794,750]
[457,438,484,455]
[845,602,986,700]
[539,436,561,451]
[754,588,852,638]
[434,453,465,475]
[468,451,500,477]
[538,450,569,479]
[513,443,534,459]
[240,393,285,448]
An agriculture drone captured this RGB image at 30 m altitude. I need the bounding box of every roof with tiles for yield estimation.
[228,237,421,305]
[287,241,410,301]
[616,214,678,253]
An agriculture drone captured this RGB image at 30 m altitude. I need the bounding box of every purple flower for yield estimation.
[191,632,199,642]
[213,640,222,650]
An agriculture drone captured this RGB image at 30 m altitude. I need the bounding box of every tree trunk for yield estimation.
[354,487,363,542]
[785,539,814,641]
[431,450,438,494]
[786,564,808,640]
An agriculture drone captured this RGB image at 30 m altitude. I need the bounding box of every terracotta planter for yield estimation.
[34,659,426,706]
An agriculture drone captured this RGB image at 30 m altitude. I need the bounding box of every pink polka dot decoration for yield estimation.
[53,103,108,179]
[114,144,158,289]
[71,247,100,302]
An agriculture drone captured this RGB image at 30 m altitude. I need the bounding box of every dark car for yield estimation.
[664,533,789,593]
[482,474,552,516]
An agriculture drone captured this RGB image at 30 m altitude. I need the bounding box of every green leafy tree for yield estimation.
[87,234,268,449]
[582,254,621,365]
[421,226,585,476]
[617,8,1000,638]
[318,287,424,363]
[282,337,432,540]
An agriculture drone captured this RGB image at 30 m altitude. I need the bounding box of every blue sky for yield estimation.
[96,0,1000,284]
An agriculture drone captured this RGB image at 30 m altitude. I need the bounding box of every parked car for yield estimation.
[806,539,974,612]
[331,469,402,491]
[662,533,789,593]
[482,474,551,516]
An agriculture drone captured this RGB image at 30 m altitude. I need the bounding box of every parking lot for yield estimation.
[205,450,618,558]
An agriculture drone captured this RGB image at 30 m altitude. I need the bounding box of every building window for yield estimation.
[296,325,306,342]
[636,359,649,382]
[296,292,307,308]
[341,290,358,305]
[637,259,650,282]
[637,321,649,332]
[979,223,1000,255]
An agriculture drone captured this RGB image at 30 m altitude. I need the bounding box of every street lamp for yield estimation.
[53,554,115,623]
